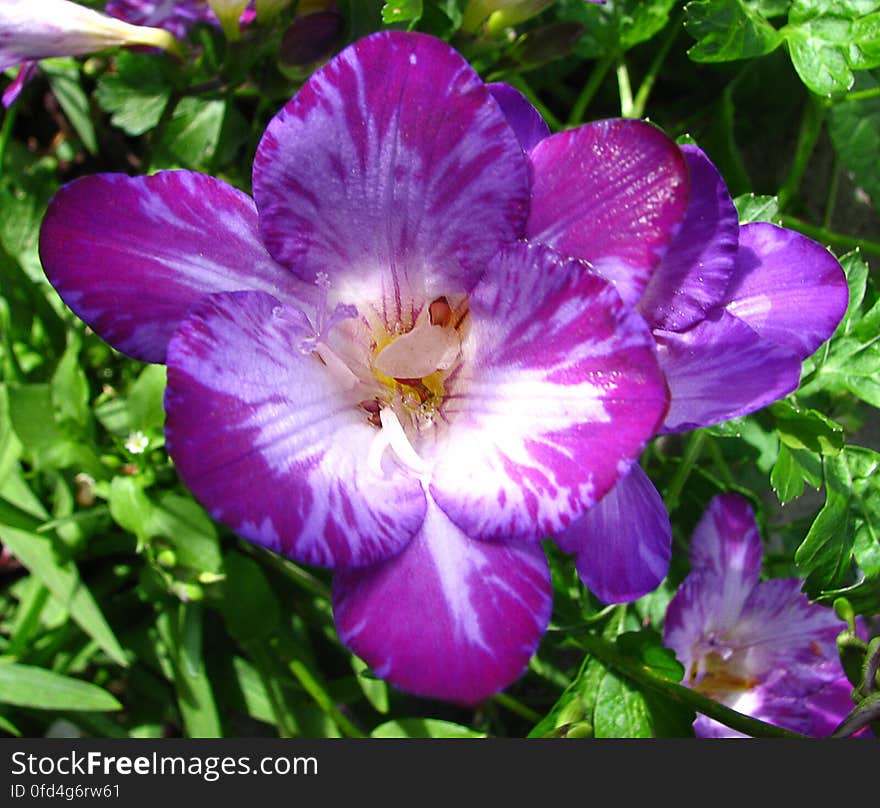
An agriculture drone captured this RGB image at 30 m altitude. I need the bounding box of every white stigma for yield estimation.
[367,407,430,477]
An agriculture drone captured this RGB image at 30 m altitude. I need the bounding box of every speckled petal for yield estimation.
[526,118,689,306]
[723,222,848,359]
[429,242,668,543]
[253,31,529,312]
[39,171,310,363]
[554,464,671,604]
[333,498,552,705]
[655,310,803,432]
[638,145,739,331]
[164,290,426,570]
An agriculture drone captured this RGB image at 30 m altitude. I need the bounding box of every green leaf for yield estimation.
[593,667,654,737]
[42,60,98,155]
[126,365,167,433]
[217,552,280,642]
[153,97,225,170]
[0,662,121,711]
[370,719,485,738]
[770,400,844,454]
[51,332,90,430]
[685,0,784,62]
[351,654,389,715]
[94,51,172,136]
[828,74,880,209]
[559,0,679,57]
[796,447,880,602]
[783,0,880,95]
[733,192,780,222]
[771,443,822,503]
[0,521,128,667]
[151,493,222,575]
[381,0,422,24]
[108,475,153,543]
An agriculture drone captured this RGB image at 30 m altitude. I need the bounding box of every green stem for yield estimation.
[288,659,366,738]
[665,430,707,512]
[616,60,634,118]
[247,640,297,738]
[630,15,682,119]
[837,86,880,104]
[567,56,613,127]
[492,692,542,724]
[778,215,880,257]
[823,157,841,229]
[577,632,808,739]
[777,94,826,212]
[0,103,17,177]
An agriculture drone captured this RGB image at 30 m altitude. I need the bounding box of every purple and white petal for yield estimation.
[429,242,668,543]
[526,118,689,307]
[722,222,849,359]
[253,30,529,312]
[655,310,803,432]
[554,464,671,603]
[638,146,739,332]
[333,498,552,705]
[106,0,219,39]
[39,171,312,364]
[689,493,763,583]
[487,82,550,153]
[0,0,180,70]
[165,290,426,570]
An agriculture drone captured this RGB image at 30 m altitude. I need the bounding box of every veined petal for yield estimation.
[689,493,763,583]
[487,82,550,153]
[253,30,529,312]
[39,171,311,364]
[2,60,37,107]
[430,242,668,543]
[332,497,552,705]
[165,290,426,570]
[655,310,803,432]
[0,0,182,70]
[554,465,671,604]
[723,222,848,359]
[638,146,739,331]
[526,118,689,306]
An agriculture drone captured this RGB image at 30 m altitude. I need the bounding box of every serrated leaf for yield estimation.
[771,443,822,503]
[0,662,121,711]
[733,192,780,222]
[153,97,225,170]
[770,400,844,454]
[796,447,880,601]
[685,0,783,62]
[371,718,485,738]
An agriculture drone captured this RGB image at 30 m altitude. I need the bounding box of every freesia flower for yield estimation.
[664,493,864,738]
[105,0,259,39]
[0,0,184,106]
[517,123,848,604]
[39,31,690,703]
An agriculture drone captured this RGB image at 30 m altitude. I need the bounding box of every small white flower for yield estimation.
[124,430,150,454]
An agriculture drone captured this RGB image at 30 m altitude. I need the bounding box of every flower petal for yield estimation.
[165,290,426,570]
[2,60,37,107]
[655,310,803,432]
[553,465,671,603]
[723,222,848,359]
[253,30,529,309]
[487,81,549,152]
[429,242,668,543]
[689,493,763,582]
[39,171,309,364]
[332,498,552,705]
[637,145,739,331]
[526,118,689,306]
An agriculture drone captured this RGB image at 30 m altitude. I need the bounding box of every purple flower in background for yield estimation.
[38,32,688,703]
[0,0,184,106]
[105,0,219,40]
[505,96,849,605]
[664,494,863,738]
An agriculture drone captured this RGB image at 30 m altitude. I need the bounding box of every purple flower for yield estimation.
[664,494,863,738]
[39,31,688,703]
[0,0,185,107]
[512,105,848,604]
[105,0,220,40]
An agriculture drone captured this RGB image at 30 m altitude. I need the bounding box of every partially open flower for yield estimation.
[664,494,866,738]
[39,32,689,703]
